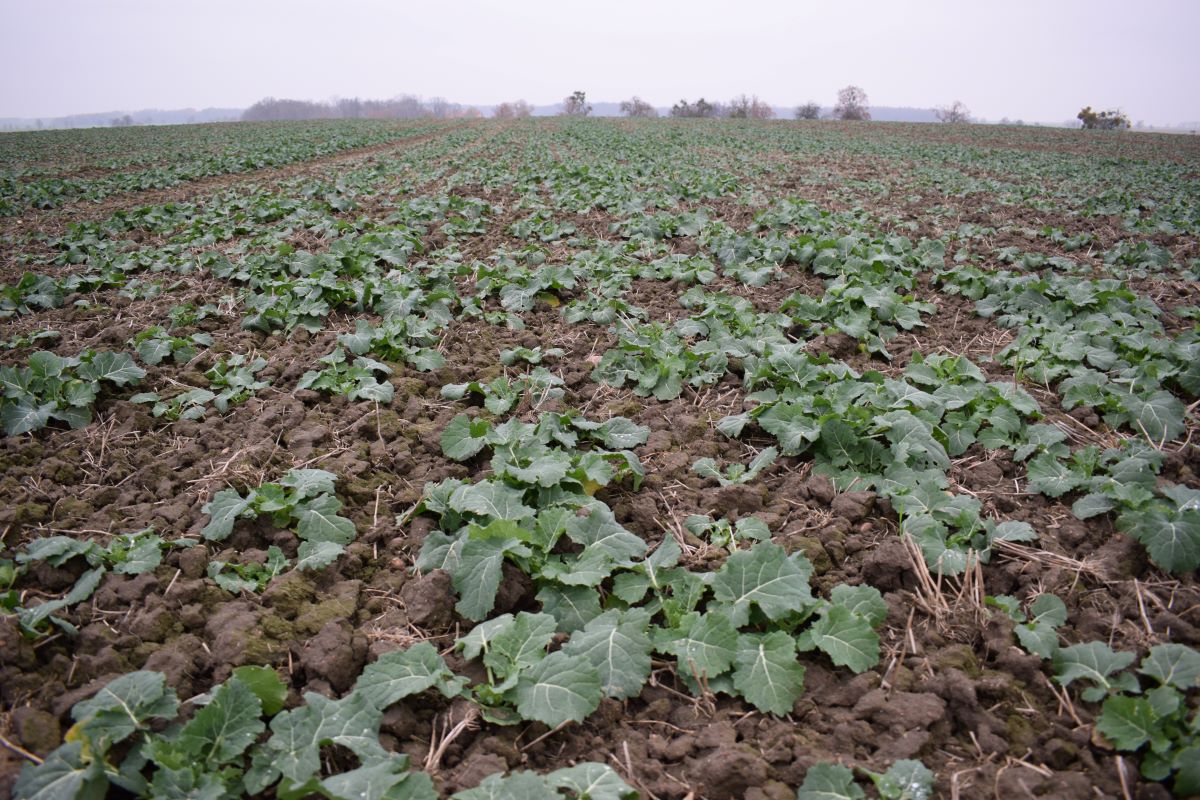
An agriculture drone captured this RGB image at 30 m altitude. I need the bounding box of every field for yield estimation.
[1,117,1199,799]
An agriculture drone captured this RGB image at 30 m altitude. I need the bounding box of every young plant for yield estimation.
[201,468,356,570]
[296,347,394,402]
[0,350,145,435]
[692,446,777,486]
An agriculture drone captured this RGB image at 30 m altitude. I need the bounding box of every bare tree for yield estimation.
[833,85,870,121]
[619,96,658,117]
[794,102,821,120]
[935,100,972,124]
[727,94,775,119]
[561,90,592,117]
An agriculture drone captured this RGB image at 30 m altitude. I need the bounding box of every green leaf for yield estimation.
[830,584,887,626]
[201,489,253,541]
[1072,493,1115,520]
[711,542,814,626]
[1096,695,1158,751]
[876,759,935,800]
[1118,508,1200,573]
[565,501,647,562]
[758,402,820,455]
[294,540,344,571]
[656,610,738,680]
[2,399,54,435]
[564,609,653,700]
[280,468,338,498]
[354,643,464,710]
[515,651,602,727]
[77,351,145,386]
[797,762,865,800]
[1025,454,1083,498]
[536,585,602,633]
[295,494,356,545]
[261,691,385,786]
[452,771,558,800]
[589,417,650,449]
[546,763,638,800]
[12,742,107,800]
[176,675,265,765]
[452,538,517,622]
[1138,643,1200,689]
[1122,390,1186,442]
[321,758,433,800]
[232,666,287,716]
[71,671,180,752]
[1053,642,1137,700]
[450,481,535,522]
[732,631,805,715]
[442,414,492,461]
[805,605,880,673]
[487,612,557,679]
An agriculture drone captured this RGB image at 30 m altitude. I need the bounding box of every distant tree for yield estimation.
[561,90,591,117]
[727,94,775,119]
[1077,106,1130,130]
[935,100,971,124]
[110,114,134,127]
[494,101,534,119]
[834,85,870,121]
[795,102,821,120]
[670,98,717,118]
[619,96,657,117]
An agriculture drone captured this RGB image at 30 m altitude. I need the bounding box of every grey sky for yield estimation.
[2,0,1198,124]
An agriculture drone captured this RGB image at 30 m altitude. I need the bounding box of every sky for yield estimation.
[1,0,1198,125]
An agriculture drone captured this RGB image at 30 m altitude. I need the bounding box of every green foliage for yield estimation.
[1,350,145,435]
[201,468,356,573]
[297,347,394,402]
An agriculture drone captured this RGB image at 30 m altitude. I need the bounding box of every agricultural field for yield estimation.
[0,116,1198,799]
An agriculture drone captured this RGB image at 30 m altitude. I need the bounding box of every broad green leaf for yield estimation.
[232,666,287,716]
[1096,695,1158,751]
[1053,642,1138,701]
[1122,390,1186,442]
[450,481,535,522]
[876,759,935,800]
[536,585,602,633]
[442,414,492,461]
[321,757,432,800]
[295,494,356,544]
[656,610,738,679]
[487,612,557,679]
[1072,493,1115,519]
[1025,454,1083,498]
[177,675,265,765]
[565,501,647,562]
[589,417,650,449]
[804,605,880,673]
[2,399,54,435]
[732,631,805,715]
[564,609,653,700]
[77,352,145,386]
[1118,508,1200,573]
[797,762,865,800]
[1138,643,1200,689]
[711,542,814,626]
[547,763,638,800]
[12,742,107,800]
[71,671,180,751]
[263,692,385,786]
[201,489,253,541]
[452,771,558,800]
[280,468,338,498]
[515,651,602,727]
[830,584,887,626]
[294,540,344,571]
[451,538,518,621]
[354,643,464,710]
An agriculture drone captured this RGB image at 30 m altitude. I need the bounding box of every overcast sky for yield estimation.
[2,0,1198,124]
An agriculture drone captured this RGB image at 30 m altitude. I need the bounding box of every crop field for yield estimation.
[1,117,1199,799]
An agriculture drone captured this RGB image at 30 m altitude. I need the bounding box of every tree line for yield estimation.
[241,96,482,122]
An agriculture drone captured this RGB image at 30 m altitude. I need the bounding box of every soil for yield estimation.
[1,118,1197,799]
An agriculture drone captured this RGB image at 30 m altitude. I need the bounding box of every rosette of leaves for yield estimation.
[201,468,356,571]
[0,349,145,435]
[441,368,565,415]
[296,347,394,403]
[128,326,213,365]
